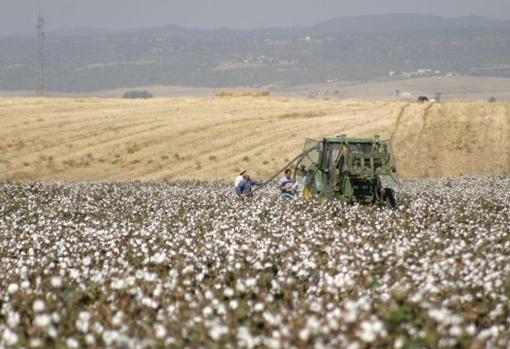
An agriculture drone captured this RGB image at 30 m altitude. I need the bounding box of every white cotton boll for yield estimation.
[154,323,167,339]
[165,338,176,346]
[151,253,169,265]
[299,328,310,341]
[358,328,376,343]
[85,334,96,345]
[224,288,234,297]
[70,269,80,279]
[51,312,61,323]
[21,280,30,289]
[79,311,91,322]
[237,326,259,348]
[428,308,447,323]
[203,306,213,317]
[7,312,20,328]
[343,309,358,323]
[33,300,45,312]
[76,312,91,333]
[346,341,360,349]
[33,314,51,327]
[103,331,119,346]
[91,272,104,284]
[229,300,238,310]
[205,290,214,300]
[83,257,92,266]
[111,279,126,290]
[371,319,385,334]
[449,325,463,337]
[93,322,104,334]
[254,303,264,312]
[50,276,62,288]
[358,318,386,343]
[208,325,228,341]
[7,283,18,294]
[310,302,321,313]
[30,338,43,348]
[66,337,79,349]
[235,281,246,293]
[141,297,159,309]
[48,326,58,338]
[466,324,476,336]
[112,311,124,326]
[394,337,405,349]
[182,265,194,274]
[264,337,281,349]
[2,328,18,346]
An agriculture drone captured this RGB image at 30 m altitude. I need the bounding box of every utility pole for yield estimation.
[36,12,45,96]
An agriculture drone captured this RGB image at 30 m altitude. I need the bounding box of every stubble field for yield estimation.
[0,177,509,348]
[1,97,509,181]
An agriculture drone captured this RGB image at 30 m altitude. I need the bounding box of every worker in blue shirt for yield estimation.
[236,174,262,197]
[278,169,296,199]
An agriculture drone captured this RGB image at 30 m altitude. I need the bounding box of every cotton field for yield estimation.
[0,177,509,348]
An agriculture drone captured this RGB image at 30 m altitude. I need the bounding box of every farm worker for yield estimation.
[236,175,262,198]
[279,169,297,199]
[234,171,246,191]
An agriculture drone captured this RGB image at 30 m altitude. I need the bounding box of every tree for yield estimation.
[122,90,153,99]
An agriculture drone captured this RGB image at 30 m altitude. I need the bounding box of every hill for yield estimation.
[312,14,510,34]
[0,97,508,181]
[1,14,510,93]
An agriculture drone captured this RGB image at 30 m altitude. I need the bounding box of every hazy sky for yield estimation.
[1,0,510,36]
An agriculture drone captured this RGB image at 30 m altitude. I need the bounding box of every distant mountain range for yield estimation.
[1,14,509,93]
[311,14,510,34]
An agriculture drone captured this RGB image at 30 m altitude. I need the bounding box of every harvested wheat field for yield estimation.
[0,97,509,181]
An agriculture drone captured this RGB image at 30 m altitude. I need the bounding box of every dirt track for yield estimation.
[0,97,509,181]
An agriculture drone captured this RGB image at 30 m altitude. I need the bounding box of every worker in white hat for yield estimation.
[234,171,246,192]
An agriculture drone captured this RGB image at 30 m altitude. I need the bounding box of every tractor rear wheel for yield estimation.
[384,188,397,209]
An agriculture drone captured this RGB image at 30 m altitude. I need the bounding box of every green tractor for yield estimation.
[293,135,398,207]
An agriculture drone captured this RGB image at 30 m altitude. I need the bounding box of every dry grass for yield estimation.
[0,97,509,181]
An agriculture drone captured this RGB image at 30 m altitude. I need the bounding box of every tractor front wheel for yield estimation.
[303,184,314,201]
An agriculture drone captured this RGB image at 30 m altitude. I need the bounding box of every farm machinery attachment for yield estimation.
[255,135,399,207]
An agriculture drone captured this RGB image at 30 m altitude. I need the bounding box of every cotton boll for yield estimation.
[50,276,62,288]
[33,314,51,327]
[154,323,167,339]
[2,328,18,346]
[7,283,18,294]
[7,312,20,328]
[66,337,79,349]
[208,325,228,341]
[30,338,43,348]
[33,300,45,313]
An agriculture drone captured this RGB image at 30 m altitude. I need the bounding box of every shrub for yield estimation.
[122,90,153,99]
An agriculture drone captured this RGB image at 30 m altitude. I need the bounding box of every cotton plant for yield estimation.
[0,177,509,348]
